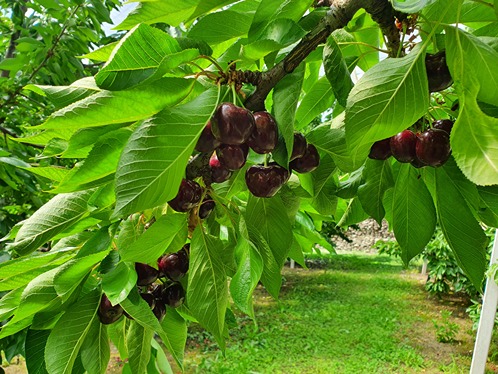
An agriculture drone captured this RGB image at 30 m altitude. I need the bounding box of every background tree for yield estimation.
[0,0,497,372]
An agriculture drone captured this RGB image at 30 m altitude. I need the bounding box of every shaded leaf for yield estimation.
[113,88,218,218]
[187,227,228,349]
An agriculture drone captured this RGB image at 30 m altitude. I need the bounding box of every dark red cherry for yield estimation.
[415,129,451,167]
[432,119,454,135]
[290,132,307,161]
[195,121,221,153]
[168,179,203,212]
[216,143,249,171]
[158,248,189,281]
[152,301,166,321]
[245,163,290,198]
[98,294,124,325]
[209,154,232,183]
[390,130,417,163]
[425,51,453,92]
[290,144,320,173]
[140,293,156,309]
[211,102,256,145]
[368,138,392,160]
[161,283,186,308]
[247,111,278,154]
[135,263,159,286]
[199,197,215,219]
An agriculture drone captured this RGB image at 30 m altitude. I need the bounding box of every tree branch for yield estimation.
[1,1,28,78]
[243,0,402,111]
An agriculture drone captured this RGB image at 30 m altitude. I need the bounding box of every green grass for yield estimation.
[181,254,474,374]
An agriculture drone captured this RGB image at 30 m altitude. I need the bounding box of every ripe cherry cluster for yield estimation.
[198,102,320,198]
[368,119,453,168]
[98,245,189,324]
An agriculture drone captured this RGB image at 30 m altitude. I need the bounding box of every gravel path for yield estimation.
[332,219,395,254]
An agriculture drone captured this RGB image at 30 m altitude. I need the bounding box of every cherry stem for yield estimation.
[231,84,238,106]
[195,55,225,73]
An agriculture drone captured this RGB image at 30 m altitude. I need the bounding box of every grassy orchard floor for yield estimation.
[2,253,495,373]
[179,253,486,374]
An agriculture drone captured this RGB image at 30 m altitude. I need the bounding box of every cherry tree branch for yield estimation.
[242,0,402,111]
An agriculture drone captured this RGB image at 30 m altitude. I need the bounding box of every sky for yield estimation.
[101,2,136,35]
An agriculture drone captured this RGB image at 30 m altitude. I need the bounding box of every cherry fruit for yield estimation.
[216,143,249,171]
[211,102,255,145]
[135,263,159,286]
[290,132,307,161]
[432,119,454,135]
[199,197,215,219]
[390,130,417,163]
[415,129,451,167]
[168,179,202,212]
[425,51,453,92]
[162,283,186,308]
[247,111,278,154]
[210,154,232,183]
[195,121,220,153]
[245,163,290,198]
[368,138,392,160]
[98,294,123,325]
[158,247,189,281]
[290,144,320,173]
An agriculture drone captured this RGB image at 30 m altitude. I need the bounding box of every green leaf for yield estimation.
[450,84,498,185]
[478,185,498,226]
[230,217,263,317]
[345,44,429,166]
[119,214,187,263]
[299,154,338,215]
[249,0,313,38]
[0,268,60,339]
[188,10,253,44]
[295,76,335,130]
[35,78,194,131]
[81,42,118,62]
[107,319,127,359]
[54,252,109,300]
[188,227,228,348]
[272,64,304,165]
[446,26,498,106]
[435,166,488,289]
[160,308,187,364]
[390,0,435,13]
[62,123,130,159]
[80,317,110,374]
[9,190,94,256]
[307,121,363,172]
[45,289,101,374]
[113,88,218,218]
[96,25,198,90]
[25,329,50,374]
[392,164,436,264]
[241,19,306,61]
[0,287,25,321]
[357,159,394,224]
[323,34,353,107]
[102,261,138,305]
[337,197,369,227]
[120,288,182,368]
[294,212,334,253]
[27,77,100,110]
[21,166,70,182]
[126,321,153,374]
[245,195,293,268]
[54,129,132,193]
[116,2,198,29]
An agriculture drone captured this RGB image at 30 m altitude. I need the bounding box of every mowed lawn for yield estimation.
[181,254,483,374]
